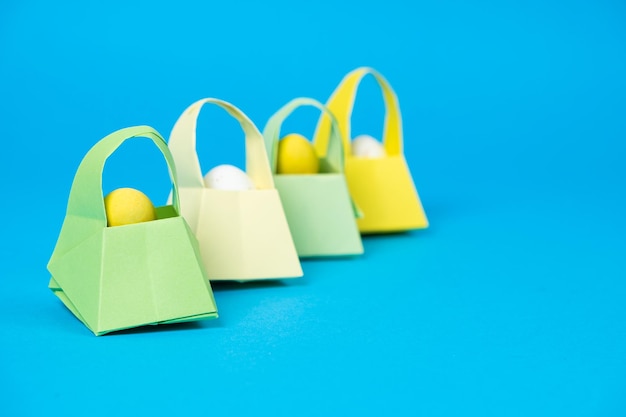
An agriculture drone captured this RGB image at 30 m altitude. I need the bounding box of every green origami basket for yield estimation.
[47,126,218,336]
[263,98,363,257]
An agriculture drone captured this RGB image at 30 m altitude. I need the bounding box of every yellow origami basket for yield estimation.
[313,67,429,233]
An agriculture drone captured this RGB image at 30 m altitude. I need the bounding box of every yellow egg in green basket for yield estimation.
[104,187,156,227]
[277,133,319,174]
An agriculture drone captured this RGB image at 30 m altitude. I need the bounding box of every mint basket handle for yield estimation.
[66,126,181,223]
[262,97,345,174]
[263,98,362,218]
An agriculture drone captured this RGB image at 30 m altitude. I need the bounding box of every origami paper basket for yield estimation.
[47,126,218,336]
[167,98,302,281]
[313,67,429,233]
[263,97,363,257]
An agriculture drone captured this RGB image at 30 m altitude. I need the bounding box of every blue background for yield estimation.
[1,0,625,415]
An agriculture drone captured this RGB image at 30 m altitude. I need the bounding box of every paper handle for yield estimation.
[66,126,181,223]
[313,67,403,157]
[262,97,345,173]
[168,98,274,189]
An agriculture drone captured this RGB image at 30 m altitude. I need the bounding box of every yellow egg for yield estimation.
[104,187,156,227]
[277,133,319,174]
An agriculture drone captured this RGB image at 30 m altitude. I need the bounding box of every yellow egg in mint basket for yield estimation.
[104,187,156,227]
[277,133,319,174]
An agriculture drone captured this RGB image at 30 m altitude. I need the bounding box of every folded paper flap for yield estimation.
[52,126,181,262]
[168,98,275,190]
[263,97,345,174]
[48,215,105,266]
[313,67,403,157]
[49,229,105,329]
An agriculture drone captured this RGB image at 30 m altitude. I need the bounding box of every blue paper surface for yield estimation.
[1,0,625,416]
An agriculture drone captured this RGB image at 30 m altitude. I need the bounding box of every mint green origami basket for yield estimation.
[47,126,218,336]
[263,98,363,257]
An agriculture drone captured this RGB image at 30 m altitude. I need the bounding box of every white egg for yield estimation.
[203,164,255,190]
[351,135,386,158]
